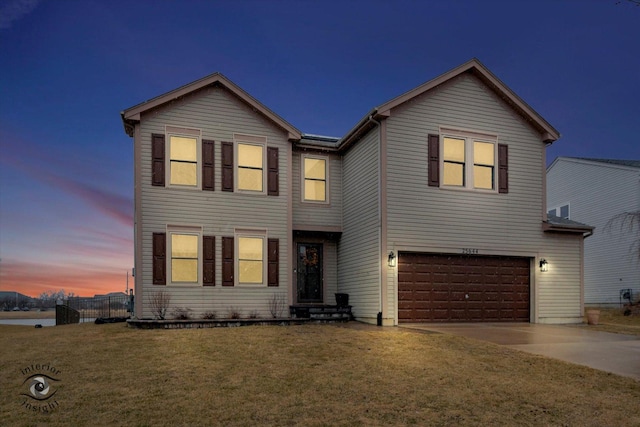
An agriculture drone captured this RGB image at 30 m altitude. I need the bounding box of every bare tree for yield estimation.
[148,291,171,320]
[605,210,640,261]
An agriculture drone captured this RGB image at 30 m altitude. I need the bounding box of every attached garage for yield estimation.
[398,253,530,323]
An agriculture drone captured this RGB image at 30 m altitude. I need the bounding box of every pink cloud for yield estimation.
[0,260,131,298]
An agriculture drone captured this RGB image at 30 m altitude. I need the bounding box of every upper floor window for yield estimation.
[234,134,267,193]
[151,127,214,190]
[169,135,198,186]
[303,155,328,202]
[238,143,264,191]
[441,131,497,191]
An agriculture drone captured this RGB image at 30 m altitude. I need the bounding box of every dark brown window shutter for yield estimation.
[203,236,215,286]
[152,232,166,285]
[202,140,215,191]
[221,141,234,192]
[428,134,440,187]
[267,147,279,196]
[152,134,165,187]
[498,144,508,194]
[267,238,279,287]
[222,236,234,286]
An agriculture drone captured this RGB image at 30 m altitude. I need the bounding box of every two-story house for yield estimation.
[121,59,592,325]
[547,157,639,306]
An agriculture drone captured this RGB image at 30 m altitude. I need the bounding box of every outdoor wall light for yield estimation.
[539,259,548,272]
[388,251,397,268]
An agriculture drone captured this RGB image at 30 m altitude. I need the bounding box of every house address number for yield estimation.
[461,248,479,254]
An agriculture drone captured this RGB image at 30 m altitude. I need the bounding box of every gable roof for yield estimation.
[339,58,560,150]
[547,156,640,172]
[573,158,640,168]
[121,73,301,140]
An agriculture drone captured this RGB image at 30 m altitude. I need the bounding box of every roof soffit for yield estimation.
[121,73,301,140]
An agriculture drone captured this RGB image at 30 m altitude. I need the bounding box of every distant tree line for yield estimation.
[0,289,76,311]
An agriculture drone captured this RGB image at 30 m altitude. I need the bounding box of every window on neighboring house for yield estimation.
[303,156,328,202]
[548,204,570,219]
[442,132,497,190]
[237,234,265,285]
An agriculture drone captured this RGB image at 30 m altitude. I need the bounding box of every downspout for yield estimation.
[366,114,384,326]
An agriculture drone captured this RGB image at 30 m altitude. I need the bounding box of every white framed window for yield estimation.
[234,134,267,193]
[441,129,497,191]
[548,204,570,219]
[166,126,202,189]
[235,230,267,286]
[167,226,202,285]
[302,155,328,203]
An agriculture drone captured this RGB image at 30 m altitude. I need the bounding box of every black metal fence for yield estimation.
[56,293,133,325]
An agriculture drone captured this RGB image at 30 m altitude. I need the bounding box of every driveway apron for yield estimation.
[400,323,640,381]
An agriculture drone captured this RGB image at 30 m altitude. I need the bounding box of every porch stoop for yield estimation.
[289,304,353,321]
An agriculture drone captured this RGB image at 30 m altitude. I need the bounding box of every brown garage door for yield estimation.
[398,253,530,323]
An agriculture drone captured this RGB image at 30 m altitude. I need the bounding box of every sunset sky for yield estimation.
[1,0,639,297]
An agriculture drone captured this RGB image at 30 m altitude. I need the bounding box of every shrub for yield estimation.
[202,311,217,320]
[248,310,259,319]
[227,307,241,319]
[171,307,192,320]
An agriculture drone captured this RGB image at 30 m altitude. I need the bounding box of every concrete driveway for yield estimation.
[400,323,640,381]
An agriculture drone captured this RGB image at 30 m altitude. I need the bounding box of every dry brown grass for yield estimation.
[583,307,640,336]
[0,311,55,320]
[1,322,639,426]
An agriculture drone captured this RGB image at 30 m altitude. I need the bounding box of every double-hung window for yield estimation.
[303,155,328,202]
[442,130,498,191]
[169,136,198,186]
[168,227,201,285]
[235,134,267,193]
[236,231,266,285]
[166,127,202,188]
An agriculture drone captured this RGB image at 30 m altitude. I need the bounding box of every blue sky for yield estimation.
[1,0,638,296]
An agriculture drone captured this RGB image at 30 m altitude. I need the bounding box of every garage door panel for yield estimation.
[398,253,530,323]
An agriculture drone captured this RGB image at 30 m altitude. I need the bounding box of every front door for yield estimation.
[297,243,323,303]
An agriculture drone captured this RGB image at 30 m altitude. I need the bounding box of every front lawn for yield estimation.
[1,322,638,426]
[583,307,640,336]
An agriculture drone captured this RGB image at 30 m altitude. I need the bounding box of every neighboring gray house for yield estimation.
[121,59,592,325]
[547,157,640,306]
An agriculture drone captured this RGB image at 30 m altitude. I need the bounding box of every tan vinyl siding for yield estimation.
[323,242,338,303]
[384,72,582,323]
[547,159,640,305]
[339,129,380,322]
[386,73,544,252]
[537,235,584,322]
[292,152,342,228]
[138,85,289,319]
